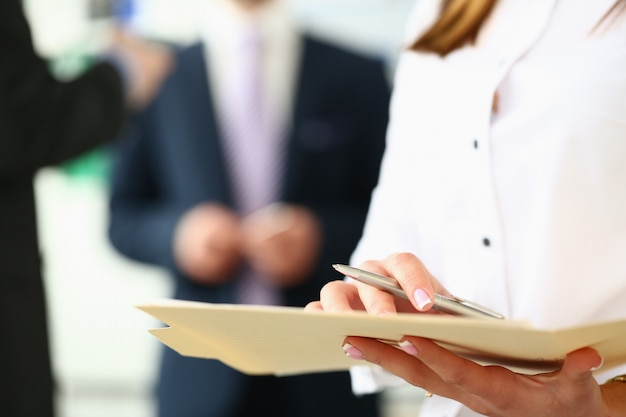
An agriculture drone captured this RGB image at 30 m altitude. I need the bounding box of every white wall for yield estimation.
[36,169,172,417]
[25,0,416,69]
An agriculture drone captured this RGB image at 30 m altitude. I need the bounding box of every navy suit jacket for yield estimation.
[109,36,390,417]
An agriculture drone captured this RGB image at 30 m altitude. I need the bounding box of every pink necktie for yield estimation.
[219,27,283,305]
[221,27,281,214]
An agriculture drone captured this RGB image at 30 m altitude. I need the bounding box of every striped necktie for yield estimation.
[219,26,283,305]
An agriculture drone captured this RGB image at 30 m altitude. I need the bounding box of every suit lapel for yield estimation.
[284,36,320,198]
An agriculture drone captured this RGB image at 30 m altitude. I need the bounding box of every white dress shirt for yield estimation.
[349,0,626,415]
[199,0,300,144]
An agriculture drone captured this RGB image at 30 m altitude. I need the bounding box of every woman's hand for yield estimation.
[341,335,610,417]
[305,251,624,416]
[305,252,450,316]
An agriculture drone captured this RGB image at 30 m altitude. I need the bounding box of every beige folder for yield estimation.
[138,299,626,376]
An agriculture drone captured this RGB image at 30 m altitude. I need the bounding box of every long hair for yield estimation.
[410,0,626,57]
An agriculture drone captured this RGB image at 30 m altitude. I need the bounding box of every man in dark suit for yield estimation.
[107,0,390,416]
[0,1,171,416]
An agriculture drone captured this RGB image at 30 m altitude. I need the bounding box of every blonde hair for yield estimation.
[411,0,625,57]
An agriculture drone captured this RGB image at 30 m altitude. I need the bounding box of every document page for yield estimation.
[138,299,626,376]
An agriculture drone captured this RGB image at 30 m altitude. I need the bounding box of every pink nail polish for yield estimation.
[590,355,604,372]
[399,340,419,356]
[342,343,365,360]
[413,288,432,310]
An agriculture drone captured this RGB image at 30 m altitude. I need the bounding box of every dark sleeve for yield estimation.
[107,45,197,273]
[107,116,185,271]
[0,0,126,178]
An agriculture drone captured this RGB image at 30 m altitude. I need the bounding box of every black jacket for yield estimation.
[0,1,125,415]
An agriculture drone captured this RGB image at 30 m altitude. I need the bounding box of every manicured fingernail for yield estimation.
[399,340,418,356]
[413,288,432,310]
[343,343,364,360]
[590,355,604,372]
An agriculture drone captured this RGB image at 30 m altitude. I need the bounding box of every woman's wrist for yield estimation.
[601,375,626,416]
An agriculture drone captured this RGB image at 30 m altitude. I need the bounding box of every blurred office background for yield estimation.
[26,0,426,415]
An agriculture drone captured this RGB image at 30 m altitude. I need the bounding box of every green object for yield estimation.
[49,53,95,80]
[49,54,113,183]
[61,147,112,182]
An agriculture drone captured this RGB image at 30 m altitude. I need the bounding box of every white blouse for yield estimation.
[349,0,626,415]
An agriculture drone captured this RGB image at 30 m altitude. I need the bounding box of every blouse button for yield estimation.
[482,237,491,247]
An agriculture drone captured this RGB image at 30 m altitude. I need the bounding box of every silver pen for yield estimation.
[333,264,505,320]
